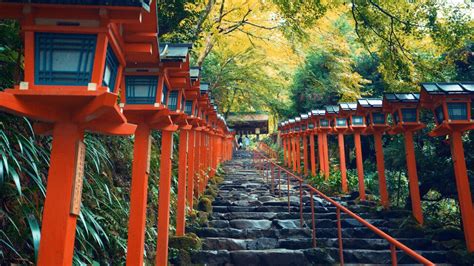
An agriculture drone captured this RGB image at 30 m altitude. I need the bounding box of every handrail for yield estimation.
[252,148,434,266]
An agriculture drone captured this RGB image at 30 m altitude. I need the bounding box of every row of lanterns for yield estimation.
[279,83,474,252]
[0,1,234,265]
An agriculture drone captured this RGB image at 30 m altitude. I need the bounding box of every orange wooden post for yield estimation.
[296,135,301,173]
[374,132,389,208]
[37,123,83,265]
[324,132,330,179]
[309,133,316,176]
[187,129,195,213]
[293,135,298,172]
[451,131,474,251]
[155,128,176,265]
[338,133,348,193]
[176,127,189,236]
[194,129,201,198]
[209,133,215,177]
[200,131,207,193]
[288,137,292,167]
[404,131,423,224]
[126,124,151,266]
[303,134,309,176]
[318,133,324,175]
[286,137,290,166]
[354,132,366,201]
[283,138,287,166]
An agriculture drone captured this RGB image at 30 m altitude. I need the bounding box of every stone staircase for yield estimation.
[190,152,453,265]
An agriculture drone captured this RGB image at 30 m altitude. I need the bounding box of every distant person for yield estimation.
[237,135,243,150]
[243,135,250,150]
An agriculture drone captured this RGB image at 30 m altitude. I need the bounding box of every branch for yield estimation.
[351,0,377,59]
[193,0,215,40]
[223,20,279,30]
[367,0,417,27]
[218,8,252,34]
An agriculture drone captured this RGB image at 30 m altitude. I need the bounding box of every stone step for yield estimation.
[191,227,313,239]
[189,155,458,265]
[209,217,407,231]
[211,205,337,214]
[201,237,440,252]
[304,247,450,264]
[191,248,449,265]
[192,226,405,240]
[192,249,307,266]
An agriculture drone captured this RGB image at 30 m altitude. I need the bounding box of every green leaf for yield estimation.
[0,159,4,184]
[9,165,22,196]
[26,214,41,263]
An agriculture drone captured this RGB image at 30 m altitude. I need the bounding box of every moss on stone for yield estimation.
[168,233,202,265]
[197,196,213,213]
[196,211,209,227]
[432,226,465,241]
[205,185,218,199]
[169,234,202,250]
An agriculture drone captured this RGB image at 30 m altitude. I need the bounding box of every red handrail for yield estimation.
[252,148,434,266]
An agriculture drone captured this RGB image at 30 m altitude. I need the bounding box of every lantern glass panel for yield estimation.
[302,124,306,130]
[308,123,315,129]
[125,76,158,104]
[352,116,363,125]
[102,46,119,92]
[372,113,386,124]
[161,84,168,105]
[168,91,179,111]
[336,118,347,127]
[447,103,468,120]
[35,33,96,85]
[401,108,417,122]
[295,126,300,131]
[320,119,329,127]
[185,100,193,115]
[434,105,444,124]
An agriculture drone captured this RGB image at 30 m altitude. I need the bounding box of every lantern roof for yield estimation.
[190,67,201,81]
[420,82,474,95]
[301,114,309,120]
[289,119,296,124]
[384,93,420,103]
[357,98,383,108]
[325,105,339,114]
[159,43,192,62]
[295,117,301,122]
[200,83,210,94]
[339,102,357,111]
[311,110,326,116]
[4,0,152,9]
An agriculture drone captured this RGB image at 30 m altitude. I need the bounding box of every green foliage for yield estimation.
[271,0,331,39]
[157,0,201,43]
[0,20,21,91]
[201,48,287,119]
[289,16,369,115]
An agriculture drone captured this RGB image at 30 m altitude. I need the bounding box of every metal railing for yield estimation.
[253,146,434,266]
